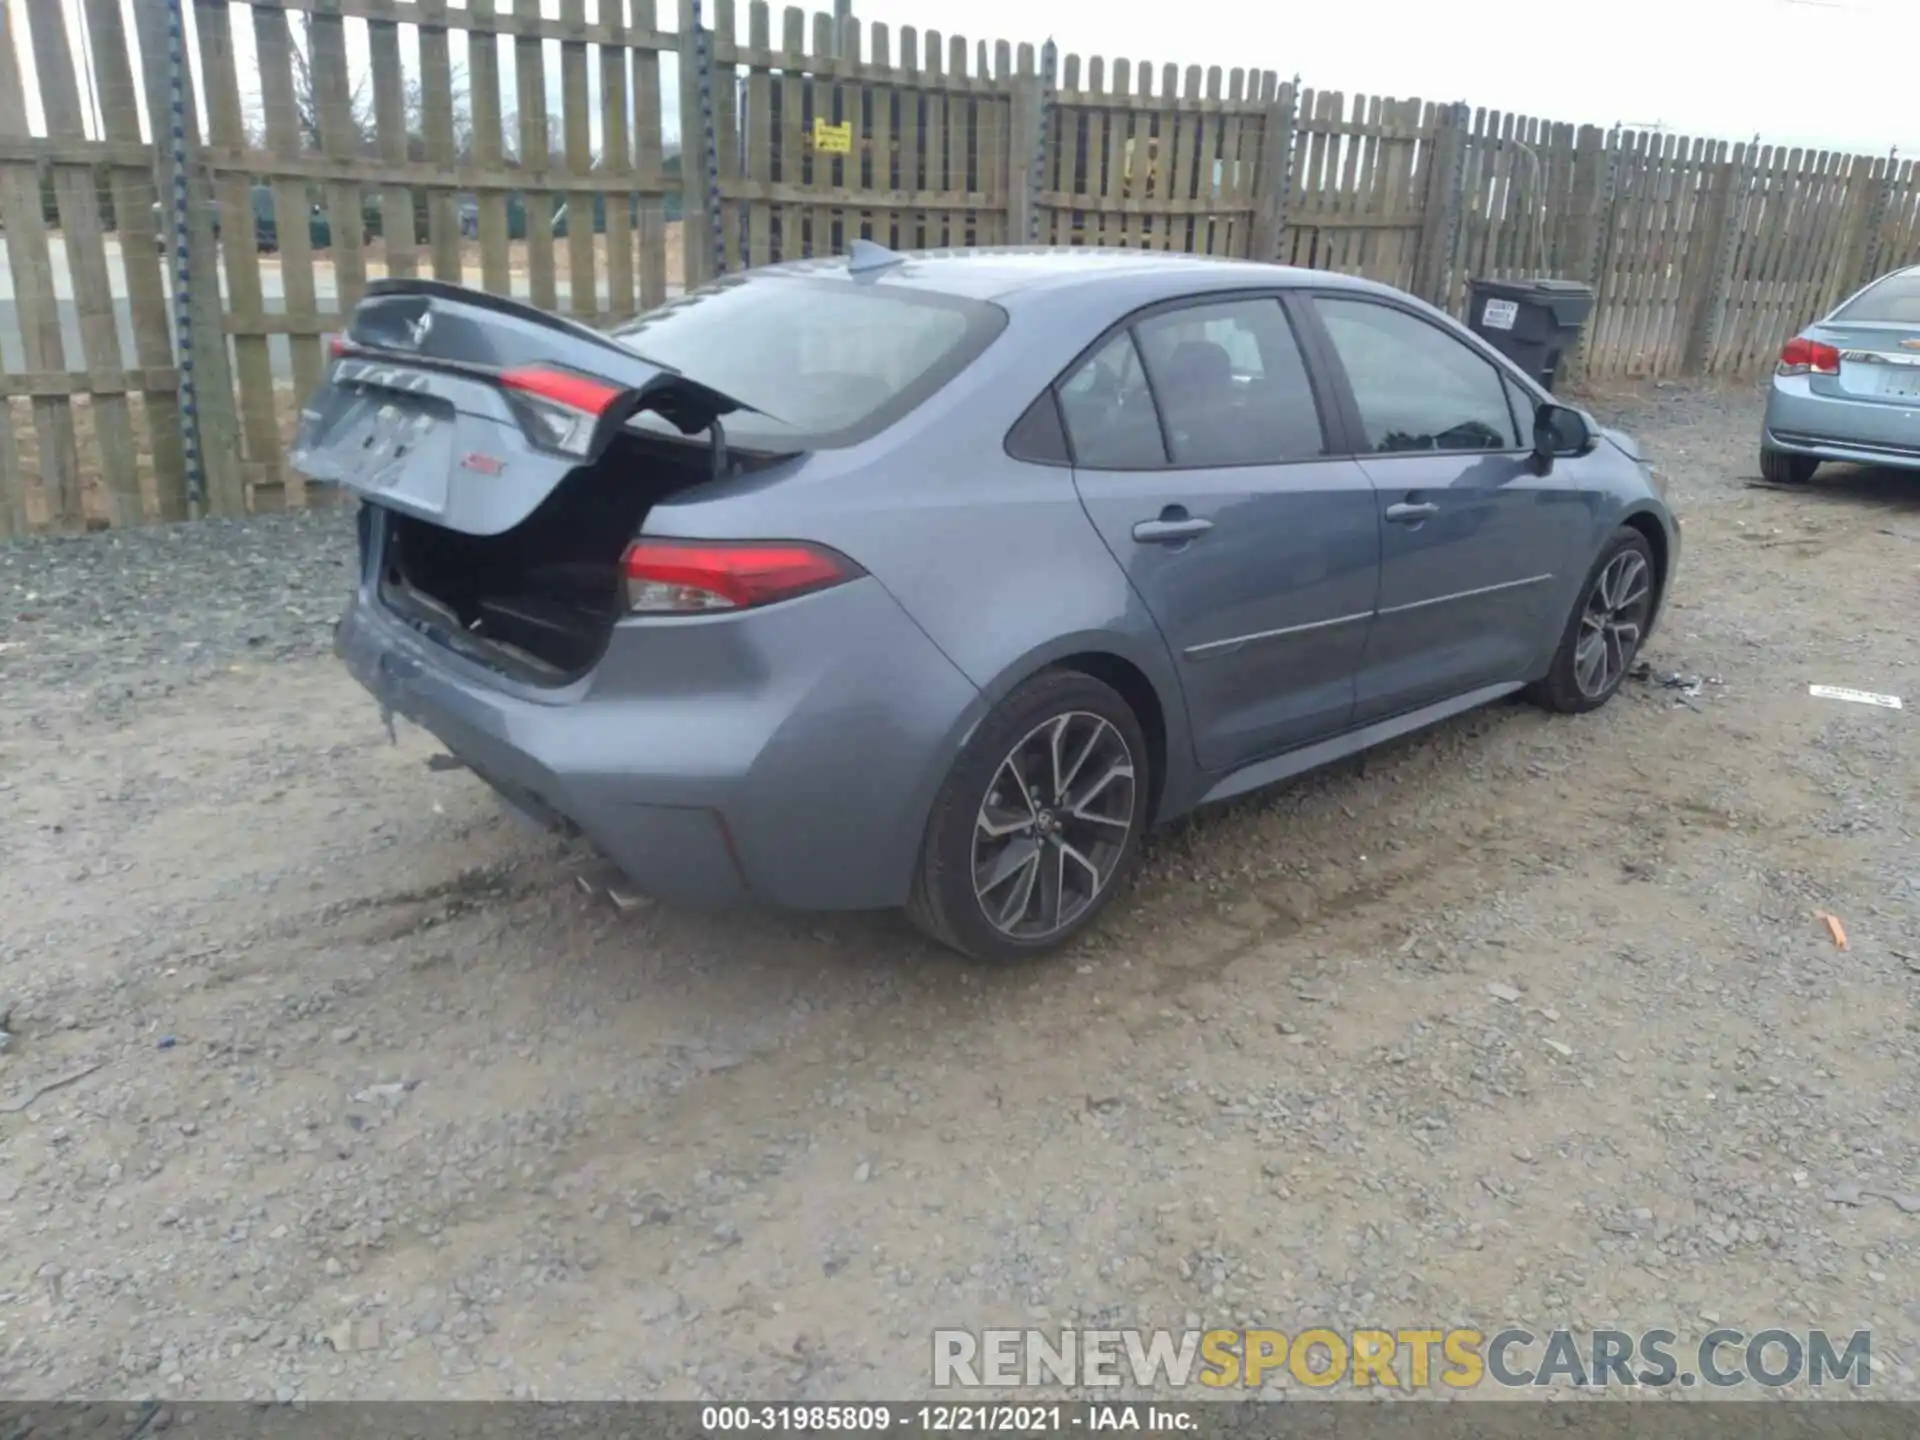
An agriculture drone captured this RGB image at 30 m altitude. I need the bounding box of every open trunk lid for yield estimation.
[290,279,750,535]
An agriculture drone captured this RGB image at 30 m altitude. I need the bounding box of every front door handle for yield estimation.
[1385,501,1439,524]
[1132,509,1214,544]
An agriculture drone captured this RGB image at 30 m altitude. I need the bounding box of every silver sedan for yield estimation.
[311,252,1680,962]
[1761,264,1920,483]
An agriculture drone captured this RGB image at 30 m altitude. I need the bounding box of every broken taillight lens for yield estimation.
[620,539,864,613]
[499,365,624,457]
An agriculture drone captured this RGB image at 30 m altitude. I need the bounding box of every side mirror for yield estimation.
[1532,402,1593,473]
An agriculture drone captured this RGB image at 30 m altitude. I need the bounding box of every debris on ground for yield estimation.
[1808,684,1903,710]
[1629,662,1717,703]
[1817,912,1849,950]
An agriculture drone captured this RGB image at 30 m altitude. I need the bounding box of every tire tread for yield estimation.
[1760,446,1817,485]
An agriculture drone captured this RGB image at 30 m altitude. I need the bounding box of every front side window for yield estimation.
[1058,330,1167,469]
[1132,298,1326,466]
[1313,297,1522,454]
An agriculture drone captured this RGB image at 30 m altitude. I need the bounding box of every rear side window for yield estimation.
[1133,298,1326,465]
[609,276,1006,449]
[1058,331,1167,469]
[1833,273,1920,324]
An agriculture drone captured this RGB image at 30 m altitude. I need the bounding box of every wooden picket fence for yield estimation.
[3,0,1920,533]
[712,5,1018,267]
[0,0,193,536]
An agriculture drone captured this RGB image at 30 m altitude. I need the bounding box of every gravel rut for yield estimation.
[2,382,1918,1402]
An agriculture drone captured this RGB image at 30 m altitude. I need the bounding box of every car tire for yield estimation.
[1760,446,1818,484]
[1526,527,1658,716]
[907,669,1150,963]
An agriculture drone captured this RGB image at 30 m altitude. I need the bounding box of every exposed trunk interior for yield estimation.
[377,431,713,684]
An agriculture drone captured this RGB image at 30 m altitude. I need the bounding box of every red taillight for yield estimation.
[1778,336,1840,377]
[620,539,863,613]
[327,333,351,358]
[499,366,623,416]
[499,366,624,457]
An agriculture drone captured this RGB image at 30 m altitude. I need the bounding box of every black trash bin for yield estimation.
[1464,277,1594,393]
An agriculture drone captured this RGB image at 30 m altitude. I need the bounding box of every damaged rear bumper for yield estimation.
[333,573,982,912]
[337,600,752,905]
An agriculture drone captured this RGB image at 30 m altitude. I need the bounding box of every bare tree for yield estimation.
[285,13,374,153]
[403,67,475,161]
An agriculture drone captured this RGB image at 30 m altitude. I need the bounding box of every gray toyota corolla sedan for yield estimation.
[1760,263,1920,484]
[300,245,1680,962]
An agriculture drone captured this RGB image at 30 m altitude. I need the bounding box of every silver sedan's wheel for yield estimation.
[1573,548,1653,700]
[971,712,1137,941]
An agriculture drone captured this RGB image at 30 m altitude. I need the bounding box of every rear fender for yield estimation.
[962,627,1199,824]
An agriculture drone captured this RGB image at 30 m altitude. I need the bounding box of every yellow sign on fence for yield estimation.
[812,120,853,154]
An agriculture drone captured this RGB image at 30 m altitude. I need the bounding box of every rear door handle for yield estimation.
[1385,501,1439,524]
[1132,513,1214,544]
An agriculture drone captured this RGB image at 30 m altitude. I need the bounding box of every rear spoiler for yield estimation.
[343,279,750,447]
[355,277,637,358]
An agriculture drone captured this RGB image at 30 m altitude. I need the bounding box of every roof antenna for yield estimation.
[847,238,907,276]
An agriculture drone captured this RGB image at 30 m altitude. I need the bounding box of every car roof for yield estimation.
[755,246,1393,304]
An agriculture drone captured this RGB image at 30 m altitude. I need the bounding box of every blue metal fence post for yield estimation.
[135,0,243,517]
[1031,39,1055,245]
[162,0,203,512]
[691,0,726,278]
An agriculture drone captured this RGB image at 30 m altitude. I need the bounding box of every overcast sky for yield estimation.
[8,0,1914,159]
[848,0,1913,155]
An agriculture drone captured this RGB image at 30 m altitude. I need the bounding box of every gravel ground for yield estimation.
[3,380,1919,1403]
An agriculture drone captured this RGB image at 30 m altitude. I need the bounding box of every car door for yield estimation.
[1062,294,1381,774]
[1299,292,1580,724]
